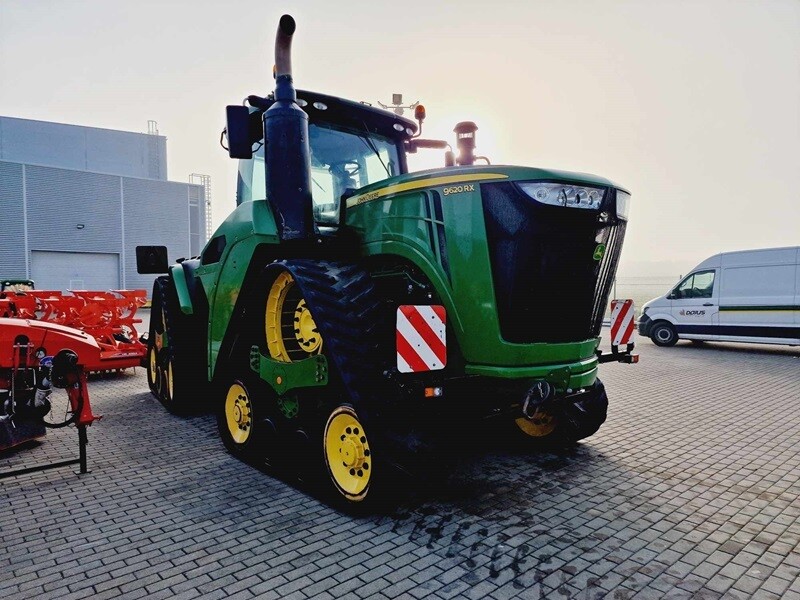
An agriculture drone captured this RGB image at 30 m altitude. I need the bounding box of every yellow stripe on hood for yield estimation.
[346,173,508,209]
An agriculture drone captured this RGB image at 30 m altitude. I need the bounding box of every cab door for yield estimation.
[668,269,719,339]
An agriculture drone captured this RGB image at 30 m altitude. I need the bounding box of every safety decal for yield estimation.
[396,305,446,373]
[610,299,636,347]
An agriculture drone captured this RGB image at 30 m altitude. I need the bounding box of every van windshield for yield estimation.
[671,270,715,299]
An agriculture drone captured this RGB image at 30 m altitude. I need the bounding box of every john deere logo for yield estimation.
[593,244,606,261]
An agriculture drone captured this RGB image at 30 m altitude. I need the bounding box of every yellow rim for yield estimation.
[324,406,371,501]
[167,359,174,401]
[148,347,157,384]
[266,271,323,362]
[225,382,252,445]
[155,365,163,393]
[515,410,557,437]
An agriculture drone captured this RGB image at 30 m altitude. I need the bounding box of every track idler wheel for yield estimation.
[217,380,273,462]
[323,405,373,503]
[146,345,158,393]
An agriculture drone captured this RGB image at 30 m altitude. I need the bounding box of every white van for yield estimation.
[638,247,800,347]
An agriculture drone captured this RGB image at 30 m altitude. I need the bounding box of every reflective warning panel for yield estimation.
[610,299,636,346]
[396,305,446,373]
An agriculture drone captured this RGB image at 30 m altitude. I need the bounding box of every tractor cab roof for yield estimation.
[247,90,418,143]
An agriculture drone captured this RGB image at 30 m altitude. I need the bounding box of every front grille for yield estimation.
[482,182,626,343]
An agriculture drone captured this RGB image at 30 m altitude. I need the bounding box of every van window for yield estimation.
[671,270,715,299]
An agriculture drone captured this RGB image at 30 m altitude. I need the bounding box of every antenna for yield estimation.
[377,93,419,116]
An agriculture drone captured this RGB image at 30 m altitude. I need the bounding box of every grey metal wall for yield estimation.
[0,116,167,181]
[123,178,193,294]
[0,161,26,278]
[0,159,207,296]
[26,165,122,253]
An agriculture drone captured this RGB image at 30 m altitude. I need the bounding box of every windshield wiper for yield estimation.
[357,122,391,178]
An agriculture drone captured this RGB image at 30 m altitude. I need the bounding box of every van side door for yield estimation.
[668,269,719,340]
[718,261,796,341]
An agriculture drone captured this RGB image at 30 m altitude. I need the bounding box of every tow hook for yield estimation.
[521,380,554,419]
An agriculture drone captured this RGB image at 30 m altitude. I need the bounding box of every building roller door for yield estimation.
[30,251,120,292]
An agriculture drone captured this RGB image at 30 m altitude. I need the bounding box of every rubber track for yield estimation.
[164,275,206,414]
[147,276,168,398]
[268,260,391,426]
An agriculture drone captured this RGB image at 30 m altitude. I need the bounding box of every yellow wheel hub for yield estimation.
[225,383,253,445]
[148,347,157,383]
[324,406,371,501]
[266,271,322,362]
[294,300,322,353]
[515,410,557,437]
[167,359,174,401]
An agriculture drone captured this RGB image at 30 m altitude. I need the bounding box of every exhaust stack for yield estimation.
[264,14,314,240]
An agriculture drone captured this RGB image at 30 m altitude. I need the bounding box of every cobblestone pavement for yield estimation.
[1,336,799,599]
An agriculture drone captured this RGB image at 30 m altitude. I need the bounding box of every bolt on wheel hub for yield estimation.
[225,383,253,444]
[325,407,372,499]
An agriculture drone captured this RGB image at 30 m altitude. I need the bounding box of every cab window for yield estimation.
[670,270,715,299]
[236,122,400,226]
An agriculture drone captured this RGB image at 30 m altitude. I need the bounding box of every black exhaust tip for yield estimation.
[279,14,296,36]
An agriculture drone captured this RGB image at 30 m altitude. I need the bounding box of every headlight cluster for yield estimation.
[616,191,631,221]
[518,182,605,211]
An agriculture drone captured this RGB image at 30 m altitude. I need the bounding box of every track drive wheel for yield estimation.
[266,270,323,363]
[513,379,609,447]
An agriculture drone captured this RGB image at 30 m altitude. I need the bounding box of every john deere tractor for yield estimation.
[138,15,636,505]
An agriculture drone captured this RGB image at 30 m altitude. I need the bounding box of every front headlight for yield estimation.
[518,182,605,210]
[616,191,631,220]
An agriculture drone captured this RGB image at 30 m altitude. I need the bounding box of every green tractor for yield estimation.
[138,14,636,505]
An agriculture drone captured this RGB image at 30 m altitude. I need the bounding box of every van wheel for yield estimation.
[651,322,678,347]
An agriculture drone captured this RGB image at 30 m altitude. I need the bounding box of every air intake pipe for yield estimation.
[264,14,314,240]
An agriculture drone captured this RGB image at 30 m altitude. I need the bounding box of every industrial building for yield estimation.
[0,116,209,293]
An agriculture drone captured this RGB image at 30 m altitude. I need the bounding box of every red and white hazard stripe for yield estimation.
[396,305,446,373]
[610,299,636,346]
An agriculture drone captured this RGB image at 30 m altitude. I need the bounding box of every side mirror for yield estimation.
[136,246,169,274]
[225,106,262,159]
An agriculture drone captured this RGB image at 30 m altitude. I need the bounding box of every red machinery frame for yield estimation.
[0,318,101,476]
[0,289,147,372]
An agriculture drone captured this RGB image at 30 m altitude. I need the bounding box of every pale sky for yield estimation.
[1,0,798,276]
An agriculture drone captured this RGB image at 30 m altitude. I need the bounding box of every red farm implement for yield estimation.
[0,289,147,372]
[0,318,101,471]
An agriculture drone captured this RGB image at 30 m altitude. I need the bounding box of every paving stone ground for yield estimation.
[1,333,799,599]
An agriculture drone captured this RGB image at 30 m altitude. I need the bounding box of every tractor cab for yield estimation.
[231,91,418,228]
